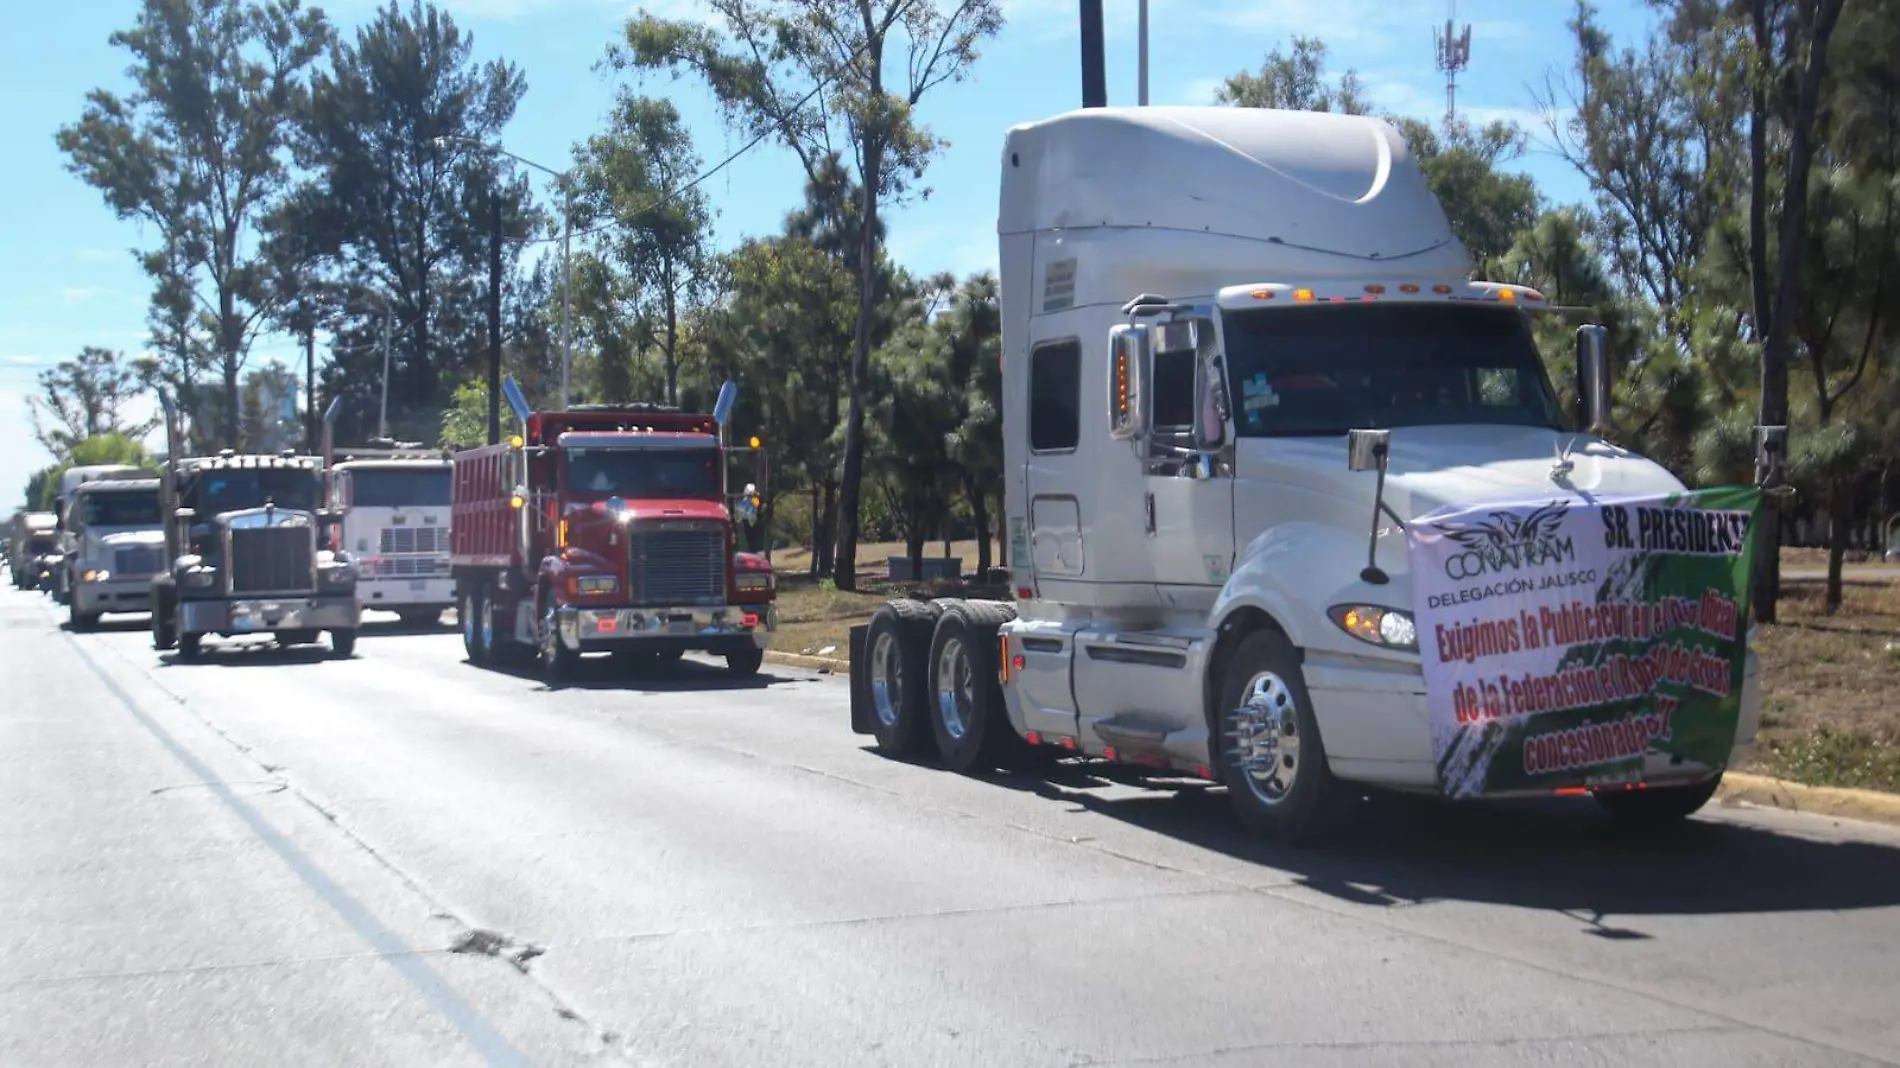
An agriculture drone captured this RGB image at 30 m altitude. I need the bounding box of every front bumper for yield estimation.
[556,603,776,654]
[71,576,158,614]
[179,594,362,636]
[1303,647,1765,795]
[358,575,455,610]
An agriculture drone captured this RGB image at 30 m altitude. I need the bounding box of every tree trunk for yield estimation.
[1826,473,1849,614]
[664,271,679,407]
[817,481,839,579]
[831,136,885,592]
[219,287,240,448]
[968,475,992,575]
[808,483,822,577]
[907,534,924,580]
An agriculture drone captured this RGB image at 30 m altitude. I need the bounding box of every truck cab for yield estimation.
[851,105,1765,845]
[451,383,775,681]
[328,450,454,626]
[149,393,361,660]
[60,478,164,629]
[49,464,147,604]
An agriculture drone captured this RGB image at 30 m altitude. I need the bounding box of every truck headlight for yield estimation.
[576,574,618,595]
[1327,604,1418,651]
[83,569,111,583]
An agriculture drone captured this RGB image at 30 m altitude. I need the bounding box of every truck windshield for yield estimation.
[564,447,721,499]
[196,469,320,513]
[1220,303,1566,437]
[350,468,450,508]
[81,490,160,527]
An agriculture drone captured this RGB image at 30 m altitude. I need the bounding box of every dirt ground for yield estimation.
[767,542,1900,792]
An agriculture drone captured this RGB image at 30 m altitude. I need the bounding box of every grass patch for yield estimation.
[1760,727,1900,793]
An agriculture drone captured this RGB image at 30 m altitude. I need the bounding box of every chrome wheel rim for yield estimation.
[870,630,901,728]
[1229,671,1301,805]
[480,597,494,651]
[462,594,476,646]
[539,601,559,666]
[935,636,974,741]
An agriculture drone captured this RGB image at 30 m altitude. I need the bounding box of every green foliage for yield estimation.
[572,94,715,407]
[27,346,159,459]
[438,379,489,449]
[57,0,330,446]
[1215,36,1368,114]
[281,0,537,443]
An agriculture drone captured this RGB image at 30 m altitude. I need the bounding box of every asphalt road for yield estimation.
[6,587,1900,1067]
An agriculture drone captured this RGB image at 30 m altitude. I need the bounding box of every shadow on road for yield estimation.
[157,640,347,667]
[938,756,1900,923]
[465,648,799,695]
[61,616,149,634]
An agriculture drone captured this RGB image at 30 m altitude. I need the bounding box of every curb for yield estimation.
[765,650,850,674]
[1718,771,1900,829]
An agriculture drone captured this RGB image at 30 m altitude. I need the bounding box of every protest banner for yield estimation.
[1404,486,1761,798]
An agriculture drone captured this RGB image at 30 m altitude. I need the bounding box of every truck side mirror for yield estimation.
[1576,324,1612,434]
[1107,325,1151,441]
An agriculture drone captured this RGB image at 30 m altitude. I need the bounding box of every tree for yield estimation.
[283,0,536,441]
[1216,35,1368,113]
[58,0,329,447]
[28,347,159,459]
[614,0,1005,590]
[572,94,715,407]
[938,273,1004,573]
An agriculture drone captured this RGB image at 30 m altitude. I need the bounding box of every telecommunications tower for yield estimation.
[1434,2,1473,123]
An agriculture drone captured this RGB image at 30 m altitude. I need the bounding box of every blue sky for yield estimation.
[0,0,1656,506]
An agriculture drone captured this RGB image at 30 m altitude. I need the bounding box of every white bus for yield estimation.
[329,453,453,625]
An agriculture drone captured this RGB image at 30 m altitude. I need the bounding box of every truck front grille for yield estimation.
[368,555,449,578]
[380,526,448,554]
[629,525,725,606]
[113,545,166,578]
[230,526,314,594]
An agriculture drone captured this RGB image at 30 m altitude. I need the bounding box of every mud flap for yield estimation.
[849,622,874,735]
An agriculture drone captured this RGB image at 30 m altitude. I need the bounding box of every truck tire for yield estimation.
[536,591,578,682]
[864,599,944,758]
[460,583,489,664]
[151,580,178,651]
[928,601,1024,774]
[1215,628,1343,847]
[330,629,357,658]
[1595,776,1721,827]
[726,647,765,677]
[68,599,98,632]
[176,630,204,661]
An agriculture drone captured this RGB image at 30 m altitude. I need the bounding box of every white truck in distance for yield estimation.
[49,464,148,605]
[848,105,1764,845]
[61,478,165,630]
[327,449,454,626]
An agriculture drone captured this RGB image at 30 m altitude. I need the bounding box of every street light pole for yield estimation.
[377,309,391,440]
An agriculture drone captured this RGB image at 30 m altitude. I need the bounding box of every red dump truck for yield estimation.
[449,378,775,680]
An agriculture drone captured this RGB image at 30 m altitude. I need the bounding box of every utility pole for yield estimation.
[377,310,391,440]
[487,181,503,446]
[1137,0,1149,106]
[1079,0,1106,109]
[304,317,316,453]
[560,178,573,411]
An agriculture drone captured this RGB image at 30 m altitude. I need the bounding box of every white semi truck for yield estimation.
[847,104,1765,845]
[49,464,149,605]
[60,477,165,630]
[326,447,454,626]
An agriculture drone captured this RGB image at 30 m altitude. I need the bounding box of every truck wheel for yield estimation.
[726,647,765,677]
[330,629,357,658]
[928,601,1023,774]
[68,600,98,632]
[536,593,578,682]
[151,583,178,651]
[176,631,203,661]
[1596,777,1721,827]
[1216,629,1343,847]
[864,599,944,758]
[460,584,489,664]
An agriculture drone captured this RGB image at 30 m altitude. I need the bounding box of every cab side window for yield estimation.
[1029,339,1081,452]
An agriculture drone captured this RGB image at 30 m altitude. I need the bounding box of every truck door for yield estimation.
[1142,326,1234,613]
